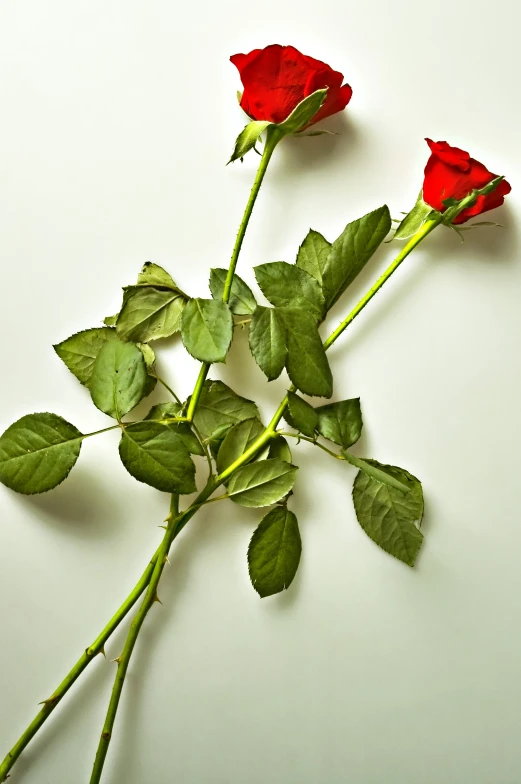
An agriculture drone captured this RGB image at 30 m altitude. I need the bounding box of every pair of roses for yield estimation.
[232,44,511,222]
[0,41,512,784]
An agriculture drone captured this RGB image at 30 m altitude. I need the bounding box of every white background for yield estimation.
[0,1,520,782]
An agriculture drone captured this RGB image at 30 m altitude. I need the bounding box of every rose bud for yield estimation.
[423,139,511,225]
[231,44,352,129]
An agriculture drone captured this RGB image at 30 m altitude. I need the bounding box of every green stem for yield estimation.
[222,127,283,303]
[156,417,190,425]
[152,375,182,405]
[0,209,440,783]
[216,427,275,483]
[186,363,210,421]
[89,486,216,783]
[190,420,215,479]
[278,431,344,459]
[82,425,121,440]
[229,217,443,453]
[186,127,283,423]
[323,217,440,350]
[0,544,163,783]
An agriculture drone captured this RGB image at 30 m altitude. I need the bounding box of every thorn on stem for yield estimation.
[111,656,122,664]
[38,695,57,707]
[153,594,163,605]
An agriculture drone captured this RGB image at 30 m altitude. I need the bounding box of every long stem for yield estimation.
[0,213,439,782]
[229,217,443,451]
[89,486,217,783]
[0,545,162,783]
[186,127,283,422]
[323,217,440,350]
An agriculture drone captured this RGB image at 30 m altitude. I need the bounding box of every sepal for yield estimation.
[228,89,328,163]
[394,191,440,240]
[276,88,328,134]
[228,120,270,164]
[441,175,505,225]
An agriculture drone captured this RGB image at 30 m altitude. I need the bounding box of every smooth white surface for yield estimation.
[0,1,520,782]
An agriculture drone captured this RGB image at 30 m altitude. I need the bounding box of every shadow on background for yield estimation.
[17,466,126,541]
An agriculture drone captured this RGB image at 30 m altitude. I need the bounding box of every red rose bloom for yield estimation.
[423,139,511,224]
[230,44,352,128]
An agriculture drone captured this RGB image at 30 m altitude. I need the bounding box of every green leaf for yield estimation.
[103,286,134,328]
[54,327,119,387]
[192,381,259,444]
[277,89,328,135]
[209,268,257,315]
[352,460,424,566]
[229,120,271,163]
[322,206,392,311]
[248,306,287,381]
[142,375,157,399]
[285,392,318,437]
[254,261,324,319]
[0,413,83,494]
[394,192,437,240]
[136,262,177,288]
[345,453,410,492]
[249,306,332,397]
[181,298,233,363]
[279,308,332,398]
[216,417,264,474]
[267,435,292,463]
[89,337,148,419]
[116,286,186,343]
[296,229,331,286]
[248,507,302,597]
[173,424,205,457]
[119,422,196,494]
[316,398,362,448]
[145,404,203,456]
[145,402,182,420]
[137,342,156,369]
[206,424,234,458]
[227,459,298,508]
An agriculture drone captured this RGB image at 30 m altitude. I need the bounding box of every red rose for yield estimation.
[230,44,352,128]
[423,139,511,224]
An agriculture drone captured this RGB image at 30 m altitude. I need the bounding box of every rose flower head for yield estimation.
[423,139,511,224]
[230,44,352,129]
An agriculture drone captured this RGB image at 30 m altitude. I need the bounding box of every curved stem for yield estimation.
[152,374,182,405]
[89,486,217,783]
[186,127,283,423]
